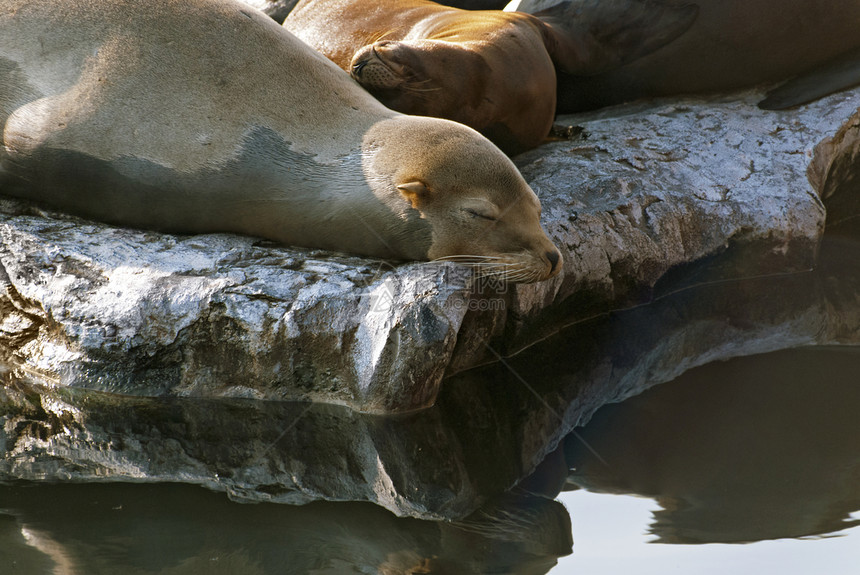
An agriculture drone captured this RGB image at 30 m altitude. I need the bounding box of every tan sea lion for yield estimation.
[283,0,698,155]
[0,0,562,283]
[509,0,860,111]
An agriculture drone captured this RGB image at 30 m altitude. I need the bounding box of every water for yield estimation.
[554,346,860,574]
[559,490,860,574]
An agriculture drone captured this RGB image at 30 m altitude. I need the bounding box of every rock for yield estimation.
[3,87,860,517]
[0,207,471,414]
[237,0,300,22]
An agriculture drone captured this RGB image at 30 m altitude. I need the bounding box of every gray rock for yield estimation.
[1,89,857,410]
[0,206,471,413]
[450,88,860,368]
[237,0,299,22]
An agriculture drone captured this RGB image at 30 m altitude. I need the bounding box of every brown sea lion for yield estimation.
[509,0,860,111]
[0,0,562,283]
[283,0,698,154]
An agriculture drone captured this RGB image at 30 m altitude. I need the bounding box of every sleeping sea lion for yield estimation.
[0,0,562,283]
[508,0,860,111]
[283,0,698,154]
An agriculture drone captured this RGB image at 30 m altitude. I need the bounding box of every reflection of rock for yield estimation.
[3,90,858,414]
[564,345,860,543]
[0,368,574,520]
[0,484,571,575]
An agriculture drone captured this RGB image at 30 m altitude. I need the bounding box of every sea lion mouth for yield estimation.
[350,43,412,90]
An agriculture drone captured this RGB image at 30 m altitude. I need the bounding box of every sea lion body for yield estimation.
[520,0,860,111]
[0,0,561,282]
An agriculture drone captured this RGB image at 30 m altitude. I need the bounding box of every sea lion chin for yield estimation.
[0,0,561,284]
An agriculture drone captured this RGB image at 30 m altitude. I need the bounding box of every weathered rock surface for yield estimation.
[237,0,299,22]
[0,209,471,414]
[3,87,860,517]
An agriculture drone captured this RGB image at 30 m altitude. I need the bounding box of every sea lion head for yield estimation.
[363,116,562,284]
[350,27,558,155]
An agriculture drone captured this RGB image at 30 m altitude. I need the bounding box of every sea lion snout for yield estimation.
[351,41,418,90]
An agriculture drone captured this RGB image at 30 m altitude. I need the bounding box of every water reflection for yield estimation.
[0,484,570,575]
[565,346,860,544]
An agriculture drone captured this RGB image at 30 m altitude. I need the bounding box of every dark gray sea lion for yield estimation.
[511,0,860,111]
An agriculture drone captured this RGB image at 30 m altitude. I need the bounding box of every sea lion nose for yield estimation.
[546,250,560,273]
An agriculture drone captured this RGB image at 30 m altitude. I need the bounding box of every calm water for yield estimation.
[3,235,860,573]
[554,346,860,575]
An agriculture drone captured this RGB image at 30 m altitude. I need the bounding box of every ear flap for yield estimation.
[529,0,699,75]
[397,181,430,210]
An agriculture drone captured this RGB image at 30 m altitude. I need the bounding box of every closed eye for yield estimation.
[465,208,497,221]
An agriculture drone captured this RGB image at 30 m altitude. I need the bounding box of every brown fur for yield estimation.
[285,0,560,155]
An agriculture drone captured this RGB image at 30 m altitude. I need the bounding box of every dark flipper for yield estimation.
[759,46,860,110]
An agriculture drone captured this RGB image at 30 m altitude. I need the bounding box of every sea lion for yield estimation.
[0,0,562,283]
[508,0,860,112]
[283,0,698,155]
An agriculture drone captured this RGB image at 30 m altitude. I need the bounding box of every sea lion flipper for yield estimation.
[523,0,699,75]
[759,47,860,110]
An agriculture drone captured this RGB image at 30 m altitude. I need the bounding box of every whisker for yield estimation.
[431,254,547,284]
[401,84,443,94]
[432,255,506,262]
